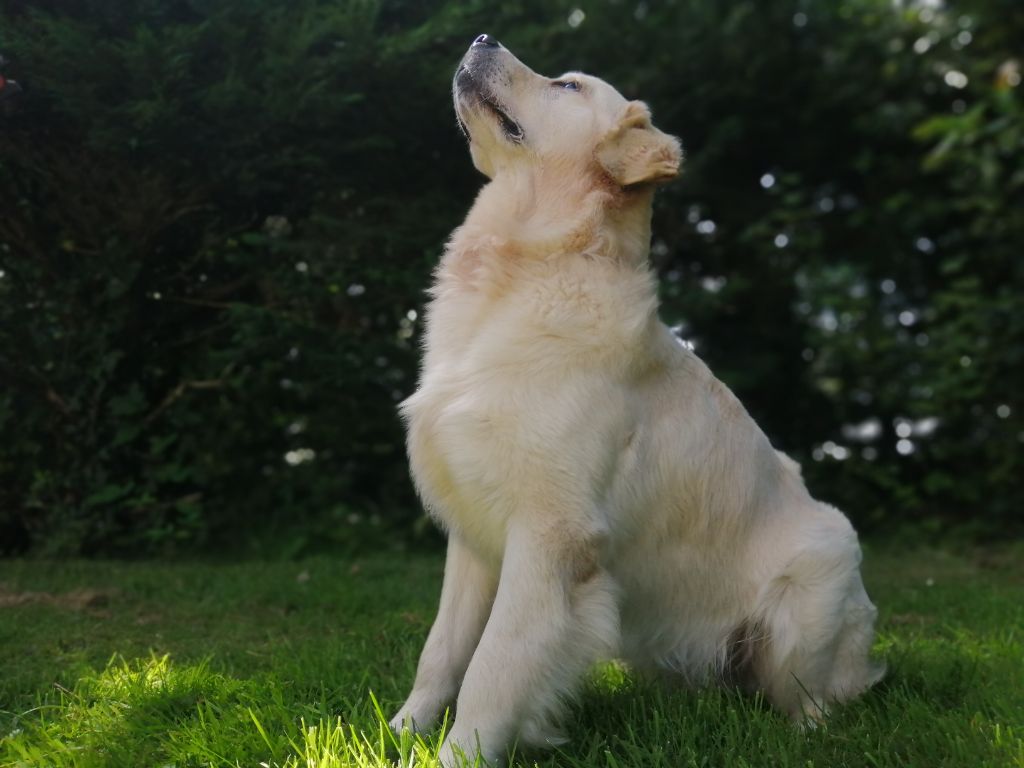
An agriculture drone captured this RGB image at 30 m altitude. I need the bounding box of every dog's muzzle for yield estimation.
[453,35,525,144]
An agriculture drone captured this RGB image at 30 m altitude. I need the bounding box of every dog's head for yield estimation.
[453,35,681,188]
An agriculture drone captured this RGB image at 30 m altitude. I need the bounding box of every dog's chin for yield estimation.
[454,108,471,141]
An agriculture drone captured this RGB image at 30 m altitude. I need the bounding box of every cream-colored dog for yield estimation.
[391,35,883,766]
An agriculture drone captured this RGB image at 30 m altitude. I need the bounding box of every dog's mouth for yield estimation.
[480,96,524,143]
[455,66,524,144]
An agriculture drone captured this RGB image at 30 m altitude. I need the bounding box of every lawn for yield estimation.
[1,544,1022,767]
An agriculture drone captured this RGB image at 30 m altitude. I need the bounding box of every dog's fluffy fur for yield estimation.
[390,38,883,765]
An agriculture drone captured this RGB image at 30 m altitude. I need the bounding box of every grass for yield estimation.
[1,543,1022,767]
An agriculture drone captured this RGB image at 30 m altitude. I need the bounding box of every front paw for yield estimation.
[389,691,448,735]
[389,705,426,736]
[437,736,475,768]
[438,729,497,768]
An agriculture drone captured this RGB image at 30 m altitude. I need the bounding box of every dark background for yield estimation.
[0,0,1020,556]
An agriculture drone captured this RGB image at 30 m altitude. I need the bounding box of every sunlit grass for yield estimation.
[1,545,1022,767]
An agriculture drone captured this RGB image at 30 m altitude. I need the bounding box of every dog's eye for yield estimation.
[553,80,581,92]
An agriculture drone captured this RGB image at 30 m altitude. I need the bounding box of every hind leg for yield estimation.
[753,531,882,722]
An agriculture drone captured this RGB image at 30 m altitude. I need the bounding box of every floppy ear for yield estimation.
[597,101,682,187]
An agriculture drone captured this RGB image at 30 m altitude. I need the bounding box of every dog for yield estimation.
[391,34,883,766]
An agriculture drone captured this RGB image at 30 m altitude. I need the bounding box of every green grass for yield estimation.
[1,544,1022,767]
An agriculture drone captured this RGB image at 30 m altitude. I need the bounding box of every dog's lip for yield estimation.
[480,96,524,143]
[455,113,470,140]
[454,66,524,144]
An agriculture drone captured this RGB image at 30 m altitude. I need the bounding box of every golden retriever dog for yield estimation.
[391,34,884,766]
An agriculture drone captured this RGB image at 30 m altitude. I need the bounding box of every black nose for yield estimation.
[472,34,500,48]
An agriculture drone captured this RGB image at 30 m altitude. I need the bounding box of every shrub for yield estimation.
[0,0,1020,554]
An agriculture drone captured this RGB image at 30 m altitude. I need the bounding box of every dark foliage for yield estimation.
[0,0,1020,555]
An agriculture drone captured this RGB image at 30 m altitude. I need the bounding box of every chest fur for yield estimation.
[402,254,657,552]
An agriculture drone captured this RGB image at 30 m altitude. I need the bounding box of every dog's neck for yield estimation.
[446,163,655,269]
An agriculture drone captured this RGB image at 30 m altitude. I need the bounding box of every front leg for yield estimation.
[391,534,498,733]
[439,522,619,766]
